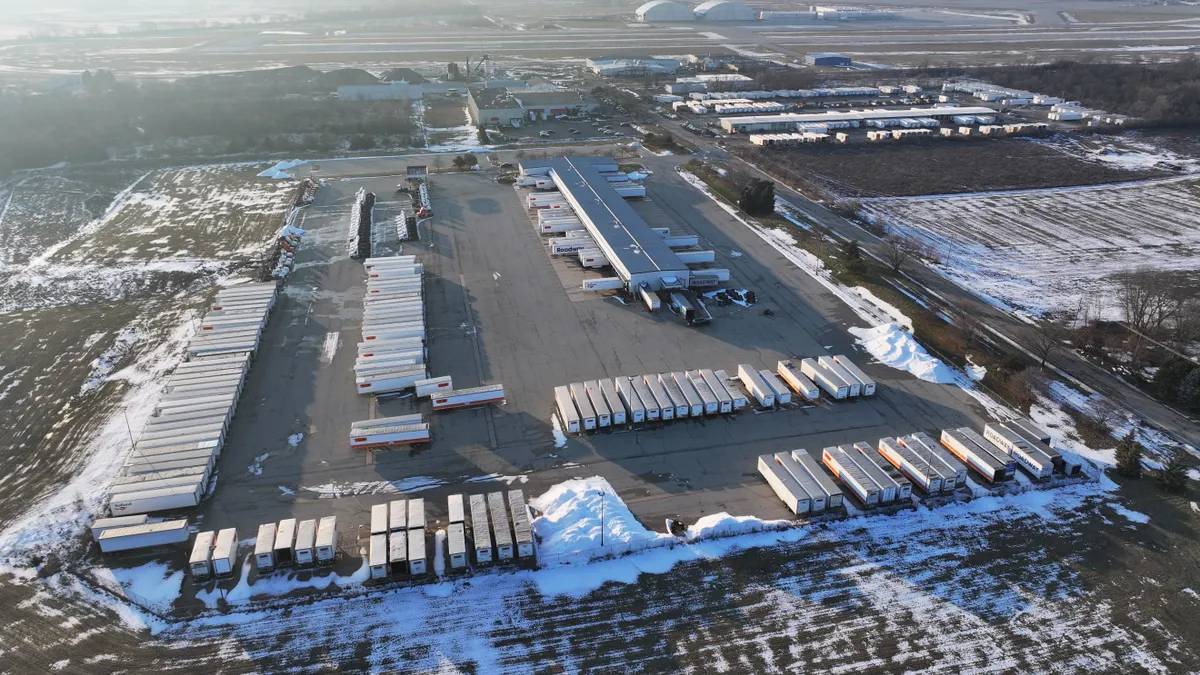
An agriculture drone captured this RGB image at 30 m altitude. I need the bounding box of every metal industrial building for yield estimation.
[468,87,599,126]
[805,53,852,67]
[719,106,998,133]
[635,0,696,22]
[520,157,691,292]
[337,81,423,101]
[693,0,756,21]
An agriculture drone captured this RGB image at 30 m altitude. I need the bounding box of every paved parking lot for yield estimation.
[201,160,994,560]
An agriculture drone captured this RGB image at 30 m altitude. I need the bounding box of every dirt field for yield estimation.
[858,176,1200,318]
[747,137,1168,199]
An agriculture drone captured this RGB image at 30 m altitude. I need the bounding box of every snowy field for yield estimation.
[859,177,1200,318]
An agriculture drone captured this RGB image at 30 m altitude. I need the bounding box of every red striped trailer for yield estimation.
[431,384,505,411]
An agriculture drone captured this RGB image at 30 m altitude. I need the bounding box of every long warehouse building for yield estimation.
[719,106,998,133]
[521,156,691,292]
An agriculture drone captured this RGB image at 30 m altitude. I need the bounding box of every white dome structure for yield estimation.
[693,0,756,21]
[636,0,696,22]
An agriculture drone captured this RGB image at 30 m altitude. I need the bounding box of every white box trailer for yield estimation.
[388,530,408,576]
[316,516,338,565]
[363,255,418,268]
[685,370,719,415]
[713,370,748,409]
[363,307,424,323]
[447,494,466,524]
[801,359,849,400]
[554,385,582,434]
[108,473,208,497]
[167,368,245,386]
[407,498,426,531]
[124,452,217,477]
[488,491,514,561]
[355,366,428,394]
[371,503,389,535]
[1002,422,1068,473]
[274,518,296,567]
[360,325,426,343]
[294,519,317,567]
[699,369,733,413]
[898,434,959,489]
[108,483,204,516]
[790,450,845,509]
[388,499,407,532]
[139,421,226,446]
[212,528,238,577]
[447,523,468,570]
[369,533,389,579]
[111,466,208,491]
[569,382,598,430]
[818,356,861,397]
[614,376,645,424]
[737,364,775,408]
[349,423,430,449]
[599,378,626,425]
[469,493,493,564]
[582,277,625,292]
[849,442,904,502]
[831,355,876,395]
[540,220,584,234]
[662,234,700,248]
[415,376,452,397]
[640,285,661,311]
[671,372,704,417]
[823,447,880,507]
[941,429,1010,483]
[584,380,611,427]
[144,410,232,433]
[852,442,913,500]
[632,377,662,421]
[255,522,277,572]
[759,370,793,405]
[174,354,249,372]
[91,514,151,540]
[98,519,190,554]
[153,398,235,419]
[909,431,967,487]
[774,452,826,512]
[355,353,424,372]
[551,238,595,255]
[358,337,424,355]
[658,373,691,418]
[777,360,820,400]
[758,454,811,514]
[983,424,1054,479]
[508,490,535,559]
[190,530,215,579]
[408,528,427,575]
[676,250,716,265]
[431,384,505,410]
[879,437,945,494]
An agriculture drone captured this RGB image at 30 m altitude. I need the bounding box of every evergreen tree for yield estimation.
[1178,368,1200,412]
[840,239,867,277]
[1113,429,1144,478]
[1157,452,1188,493]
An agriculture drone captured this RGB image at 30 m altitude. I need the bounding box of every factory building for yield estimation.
[520,157,691,292]
[635,0,696,22]
[693,0,756,21]
[719,106,998,133]
[587,56,681,77]
[804,53,852,67]
[469,87,599,126]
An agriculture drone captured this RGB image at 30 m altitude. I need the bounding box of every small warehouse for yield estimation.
[805,53,852,67]
[468,87,599,126]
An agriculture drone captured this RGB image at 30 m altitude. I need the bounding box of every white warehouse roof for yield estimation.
[720,106,997,130]
[693,0,756,21]
[636,0,695,21]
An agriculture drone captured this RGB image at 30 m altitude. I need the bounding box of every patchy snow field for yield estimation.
[860,177,1200,318]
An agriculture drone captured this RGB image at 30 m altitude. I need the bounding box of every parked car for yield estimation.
[539,130,550,137]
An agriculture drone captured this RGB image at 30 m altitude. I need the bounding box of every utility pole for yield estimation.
[599,490,606,548]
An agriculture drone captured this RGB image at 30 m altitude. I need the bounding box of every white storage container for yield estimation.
[212,527,238,577]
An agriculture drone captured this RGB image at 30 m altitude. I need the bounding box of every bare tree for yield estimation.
[953,308,987,348]
[1029,318,1070,368]
[1117,268,1177,364]
[880,234,925,274]
[1083,397,1123,433]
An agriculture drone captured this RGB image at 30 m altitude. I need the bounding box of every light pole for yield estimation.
[599,490,606,548]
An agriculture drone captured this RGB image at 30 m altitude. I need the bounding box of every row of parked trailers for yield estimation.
[356,256,429,395]
[189,513,342,580]
[759,419,1081,513]
[554,369,750,433]
[101,282,279,520]
[364,490,536,580]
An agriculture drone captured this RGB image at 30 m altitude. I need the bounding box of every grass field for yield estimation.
[859,176,1200,317]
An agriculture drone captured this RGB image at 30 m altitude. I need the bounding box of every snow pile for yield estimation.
[627,171,649,181]
[686,512,787,541]
[965,356,987,382]
[551,414,569,448]
[301,476,445,498]
[529,477,669,560]
[287,433,304,447]
[257,160,304,180]
[197,555,371,606]
[1107,503,1150,524]
[849,323,955,384]
[91,561,184,610]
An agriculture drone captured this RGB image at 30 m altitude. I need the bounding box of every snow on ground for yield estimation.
[257,159,304,179]
[318,331,339,363]
[90,561,184,610]
[965,356,988,382]
[530,476,672,562]
[464,473,528,485]
[550,414,569,448]
[1107,503,1151,524]
[685,512,787,541]
[246,452,269,476]
[859,177,1200,318]
[849,323,956,384]
[195,554,372,607]
[78,327,139,394]
[287,433,304,447]
[301,477,446,498]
